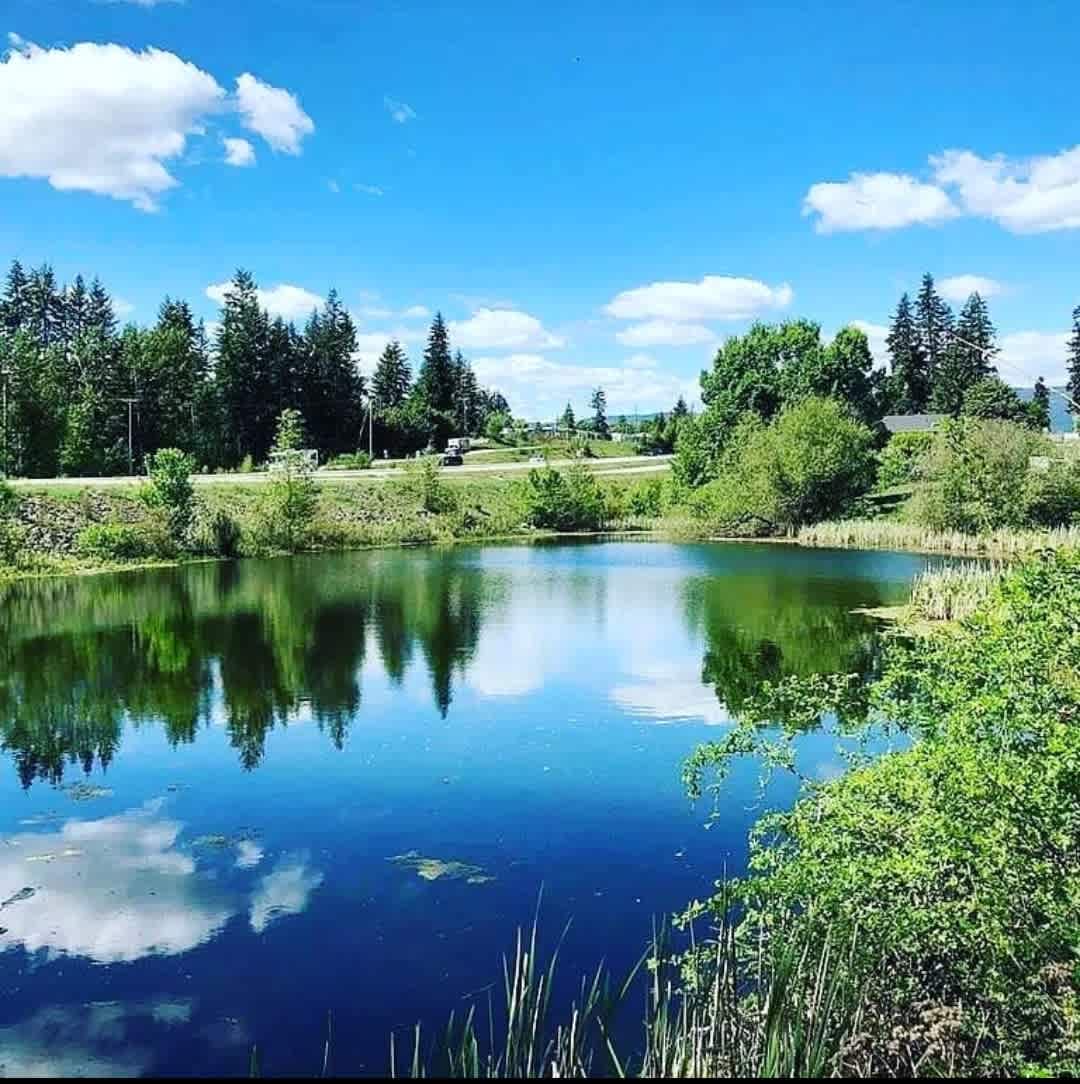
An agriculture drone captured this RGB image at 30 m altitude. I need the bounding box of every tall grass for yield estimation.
[391,899,861,1079]
[794,518,1080,557]
[909,562,1002,621]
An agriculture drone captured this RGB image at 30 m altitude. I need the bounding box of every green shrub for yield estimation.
[262,409,320,551]
[192,505,243,557]
[915,418,1039,533]
[875,431,932,489]
[324,452,372,471]
[626,476,666,517]
[521,465,605,531]
[75,522,161,560]
[1024,461,1080,527]
[686,550,1080,1075]
[402,455,457,514]
[143,447,196,540]
[686,398,875,534]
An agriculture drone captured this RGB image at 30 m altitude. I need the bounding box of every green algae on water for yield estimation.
[388,850,495,885]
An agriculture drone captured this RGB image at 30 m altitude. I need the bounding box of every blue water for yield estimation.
[0,540,936,1075]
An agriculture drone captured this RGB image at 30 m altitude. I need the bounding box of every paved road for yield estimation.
[10,454,673,488]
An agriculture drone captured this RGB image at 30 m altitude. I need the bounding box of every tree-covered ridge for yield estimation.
[0,264,512,477]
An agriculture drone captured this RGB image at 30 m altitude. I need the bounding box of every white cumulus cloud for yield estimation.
[234,73,314,154]
[932,146,1080,233]
[450,308,565,351]
[206,280,324,321]
[615,320,716,348]
[802,172,959,233]
[605,275,793,322]
[938,274,1008,302]
[998,331,1071,385]
[805,144,1080,234]
[0,36,313,210]
[470,353,699,419]
[0,36,225,211]
[223,137,255,168]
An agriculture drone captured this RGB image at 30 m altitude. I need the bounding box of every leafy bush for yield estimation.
[402,455,457,514]
[875,431,932,489]
[913,418,1040,532]
[521,465,605,531]
[686,550,1080,1075]
[1024,461,1080,527]
[324,452,372,471]
[143,447,196,540]
[687,398,875,533]
[192,505,243,557]
[261,409,320,551]
[75,522,161,560]
[626,476,666,517]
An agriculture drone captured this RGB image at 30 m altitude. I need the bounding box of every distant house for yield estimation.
[881,414,946,435]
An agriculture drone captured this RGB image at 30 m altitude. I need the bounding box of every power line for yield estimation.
[942,326,1080,417]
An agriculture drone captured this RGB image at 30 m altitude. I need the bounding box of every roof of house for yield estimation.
[882,413,946,433]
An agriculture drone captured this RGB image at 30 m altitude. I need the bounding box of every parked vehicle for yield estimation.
[441,453,463,467]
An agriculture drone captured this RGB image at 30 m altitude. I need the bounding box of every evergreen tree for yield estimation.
[1030,377,1052,432]
[416,312,455,413]
[913,273,953,387]
[560,402,576,431]
[301,290,363,456]
[87,278,117,339]
[590,387,609,439]
[413,312,457,445]
[26,266,64,349]
[672,396,690,419]
[62,275,90,347]
[372,340,412,411]
[451,350,481,435]
[1067,304,1080,427]
[0,260,29,335]
[886,293,930,413]
[214,270,274,464]
[933,292,998,416]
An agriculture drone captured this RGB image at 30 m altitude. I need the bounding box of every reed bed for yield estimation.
[909,562,1003,622]
[794,519,1080,558]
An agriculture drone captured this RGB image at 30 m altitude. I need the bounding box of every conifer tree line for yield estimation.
[883,272,1067,427]
[0,264,511,478]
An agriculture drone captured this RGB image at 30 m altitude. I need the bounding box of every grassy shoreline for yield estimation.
[5,506,1078,586]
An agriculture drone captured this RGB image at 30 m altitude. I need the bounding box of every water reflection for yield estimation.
[0,553,497,783]
[681,556,885,722]
[0,545,913,785]
[0,799,321,964]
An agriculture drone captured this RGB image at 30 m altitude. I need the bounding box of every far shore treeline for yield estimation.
[1,263,1078,481]
[0,264,512,478]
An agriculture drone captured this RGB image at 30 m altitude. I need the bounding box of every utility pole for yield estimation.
[119,397,139,476]
[0,366,10,478]
[368,398,374,460]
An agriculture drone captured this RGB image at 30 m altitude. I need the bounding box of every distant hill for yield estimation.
[1016,386,1073,433]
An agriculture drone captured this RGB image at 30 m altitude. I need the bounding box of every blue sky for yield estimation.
[2,0,1079,418]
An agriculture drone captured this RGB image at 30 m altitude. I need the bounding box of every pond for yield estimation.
[0,540,937,1076]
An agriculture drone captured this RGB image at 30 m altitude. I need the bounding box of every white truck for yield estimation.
[446,437,471,455]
